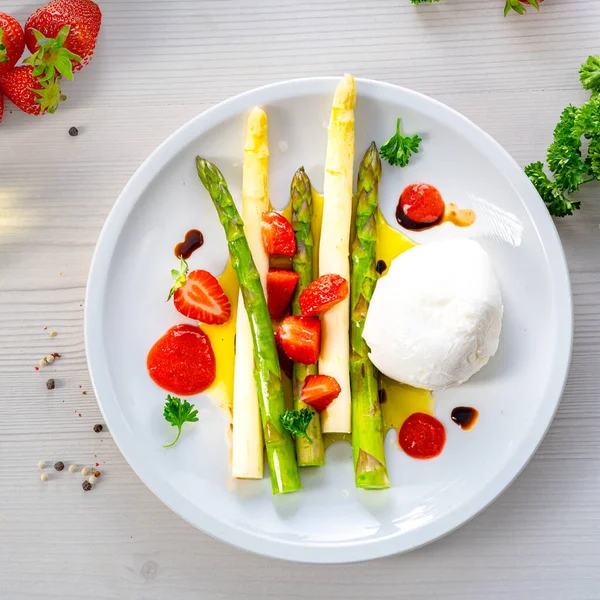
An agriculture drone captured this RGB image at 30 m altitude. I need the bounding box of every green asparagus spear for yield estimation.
[290,167,325,467]
[196,157,301,495]
[350,143,390,490]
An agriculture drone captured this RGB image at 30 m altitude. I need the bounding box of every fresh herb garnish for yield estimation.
[280,408,314,442]
[162,395,199,448]
[380,118,422,168]
[579,55,600,94]
[525,56,600,218]
[410,0,439,3]
[167,256,189,301]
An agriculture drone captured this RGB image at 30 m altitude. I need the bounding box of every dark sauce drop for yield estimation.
[451,407,479,431]
[375,259,387,274]
[174,229,204,259]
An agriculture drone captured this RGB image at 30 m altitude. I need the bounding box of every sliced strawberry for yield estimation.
[267,269,299,321]
[299,273,349,317]
[261,211,296,256]
[300,375,341,411]
[168,258,230,325]
[275,333,293,379]
[276,316,321,365]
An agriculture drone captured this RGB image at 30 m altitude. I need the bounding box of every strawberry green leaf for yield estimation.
[167,256,189,301]
[504,0,539,16]
[26,25,82,87]
[0,28,7,65]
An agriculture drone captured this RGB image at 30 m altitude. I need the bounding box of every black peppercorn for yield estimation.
[54,461,64,471]
[46,379,55,390]
[82,480,92,491]
[69,126,79,137]
[93,424,103,433]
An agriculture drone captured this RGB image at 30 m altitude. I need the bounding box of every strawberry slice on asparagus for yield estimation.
[350,143,390,490]
[290,167,325,467]
[196,157,301,495]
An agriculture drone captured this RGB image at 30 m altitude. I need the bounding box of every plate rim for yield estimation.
[84,76,573,564]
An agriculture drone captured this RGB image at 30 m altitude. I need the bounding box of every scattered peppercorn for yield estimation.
[40,473,49,482]
[46,379,55,390]
[81,467,91,476]
[93,424,103,433]
[69,126,79,137]
[44,354,55,364]
[68,464,77,473]
[50,331,57,338]
[82,391,87,395]
[82,480,92,491]
[54,461,64,472]
[38,461,46,470]
[88,475,96,486]
[34,366,39,371]
[93,470,101,478]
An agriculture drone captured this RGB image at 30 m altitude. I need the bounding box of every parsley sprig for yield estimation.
[380,118,422,168]
[280,409,314,442]
[525,56,600,217]
[162,395,199,448]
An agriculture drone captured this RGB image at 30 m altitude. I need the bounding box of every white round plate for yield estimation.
[85,78,572,563]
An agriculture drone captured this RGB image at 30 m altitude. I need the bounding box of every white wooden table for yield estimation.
[1,1,599,598]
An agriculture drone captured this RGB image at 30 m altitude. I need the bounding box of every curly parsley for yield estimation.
[380,118,422,168]
[525,55,600,217]
[162,395,199,448]
[280,409,314,442]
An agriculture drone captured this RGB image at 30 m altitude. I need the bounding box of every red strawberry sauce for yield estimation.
[147,324,216,395]
[396,183,445,230]
[399,412,446,459]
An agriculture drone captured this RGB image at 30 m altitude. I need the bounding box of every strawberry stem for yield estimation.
[32,77,66,114]
[0,27,7,64]
[504,0,540,16]
[167,256,189,301]
[25,26,82,82]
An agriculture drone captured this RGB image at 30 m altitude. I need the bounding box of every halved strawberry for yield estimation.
[300,375,341,411]
[168,258,231,325]
[299,273,349,317]
[261,211,296,256]
[276,316,321,365]
[275,333,293,379]
[267,269,299,321]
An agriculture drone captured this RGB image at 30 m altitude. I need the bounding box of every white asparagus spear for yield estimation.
[231,107,270,479]
[319,74,356,434]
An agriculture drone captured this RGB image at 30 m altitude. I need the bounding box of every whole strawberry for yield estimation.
[0,65,65,115]
[25,0,102,72]
[0,13,25,76]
